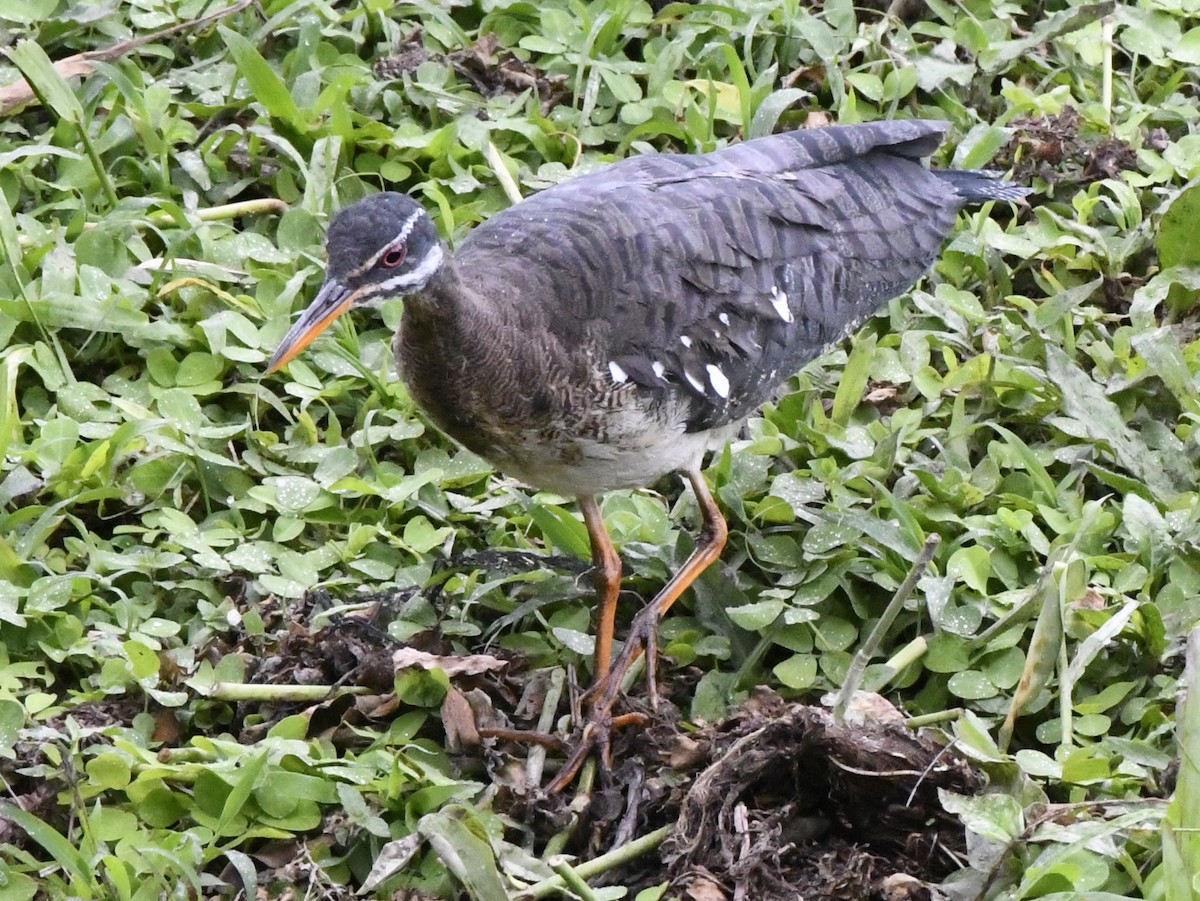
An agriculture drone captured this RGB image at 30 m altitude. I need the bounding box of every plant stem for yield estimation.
[833,534,939,721]
[146,198,290,227]
[518,825,672,900]
[205,682,369,702]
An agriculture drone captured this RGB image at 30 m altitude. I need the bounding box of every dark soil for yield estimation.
[223,583,989,899]
[374,28,569,114]
[537,687,984,901]
[993,105,1140,194]
[3,578,987,900]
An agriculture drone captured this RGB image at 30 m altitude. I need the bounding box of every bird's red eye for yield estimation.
[381,246,406,268]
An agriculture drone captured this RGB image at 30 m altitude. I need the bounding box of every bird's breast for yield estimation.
[394,305,729,494]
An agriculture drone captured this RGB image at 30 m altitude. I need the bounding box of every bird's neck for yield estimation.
[404,255,494,328]
[395,256,514,454]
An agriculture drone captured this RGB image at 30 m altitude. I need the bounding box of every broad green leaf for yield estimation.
[4,40,85,125]
[1046,346,1180,502]
[1170,26,1200,64]
[981,1,1116,71]
[726,599,784,631]
[0,869,37,901]
[947,546,991,594]
[1158,183,1200,269]
[1164,630,1200,887]
[219,27,305,130]
[939,790,1024,843]
[0,0,56,22]
[773,654,817,689]
[221,849,258,898]
[213,752,269,841]
[831,332,875,426]
[527,501,592,560]
[948,670,998,700]
[418,806,509,901]
[0,802,98,895]
[0,698,23,755]
[748,89,810,140]
[86,752,132,791]
[1132,327,1199,416]
[956,123,1011,170]
[1000,566,1065,751]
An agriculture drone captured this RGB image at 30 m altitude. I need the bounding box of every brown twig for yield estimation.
[1,0,254,115]
[476,726,568,752]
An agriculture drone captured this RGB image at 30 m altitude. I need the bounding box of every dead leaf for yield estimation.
[1,0,252,116]
[864,384,899,404]
[879,872,931,901]
[442,687,481,751]
[841,691,906,728]
[666,734,708,769]
[392,646,508,676]
[152,709,180,744]
[804,109,833,128]
[361,834,425,894]
[682,872,728,901]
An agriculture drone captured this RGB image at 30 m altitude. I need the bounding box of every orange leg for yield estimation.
[579,494,622,683]
[547,465,728,793]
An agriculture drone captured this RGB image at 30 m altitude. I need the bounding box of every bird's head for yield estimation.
[267,193,443,373]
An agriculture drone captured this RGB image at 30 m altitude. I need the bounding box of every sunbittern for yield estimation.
[268,120,1024,791]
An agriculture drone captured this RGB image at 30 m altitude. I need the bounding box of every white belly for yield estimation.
[492,421,738,496]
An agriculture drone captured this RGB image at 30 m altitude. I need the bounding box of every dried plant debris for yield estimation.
[374,28,569,110]
[581,690,984,901]
[995,106,1139,192]
[857,0,931,22]
[225,591,404,691]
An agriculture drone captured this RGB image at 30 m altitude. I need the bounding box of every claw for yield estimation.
[547,465,728,793]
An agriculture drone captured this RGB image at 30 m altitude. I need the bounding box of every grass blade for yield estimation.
[4,40,117,206]
[0,801,99,897]
[219,26,305,131]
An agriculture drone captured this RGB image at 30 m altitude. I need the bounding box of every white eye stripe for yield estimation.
[351,210,423,278]
[366,244,445,300]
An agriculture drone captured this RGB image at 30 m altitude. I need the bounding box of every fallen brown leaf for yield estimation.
[391,646,508,676]
[441,687,481,750]
[682,872,728,901]
[1,0,252,115]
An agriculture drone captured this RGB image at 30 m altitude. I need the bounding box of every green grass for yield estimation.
[1,0,1199,898]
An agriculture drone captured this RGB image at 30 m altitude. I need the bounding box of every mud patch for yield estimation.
[994,105,1139,193]
[374,28,569,113]
[237,590,986,900]
[651,691,980,899]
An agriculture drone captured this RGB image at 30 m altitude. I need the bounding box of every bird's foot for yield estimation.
[545,604,663,793]
[545,708,651,794]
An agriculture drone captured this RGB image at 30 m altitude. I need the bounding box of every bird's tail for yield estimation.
[935,168,1030,203]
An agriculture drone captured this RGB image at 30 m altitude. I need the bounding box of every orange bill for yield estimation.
[266,278,354,373]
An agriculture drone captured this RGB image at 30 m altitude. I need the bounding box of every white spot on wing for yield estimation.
[718,313,730,327]
[706,364,730,398]
[680,335,693,348]
[652,361,666,379]
[771,285,794,323]
[608,361,628,384]
[684,368,705,393]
